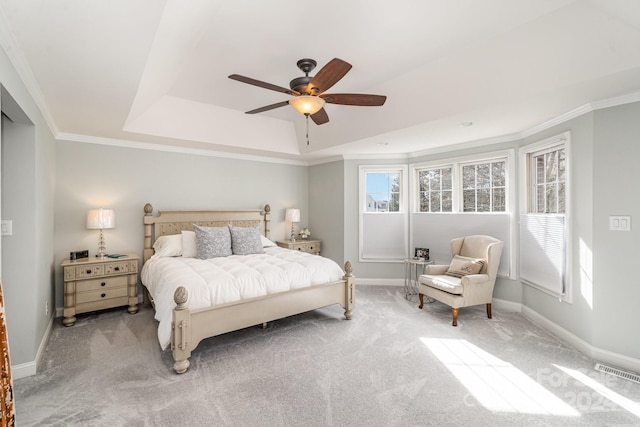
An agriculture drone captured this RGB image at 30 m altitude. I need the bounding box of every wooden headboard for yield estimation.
[143,203,271,263]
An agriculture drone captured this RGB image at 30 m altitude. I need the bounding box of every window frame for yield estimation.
[363,169,403,213]
[412,149,514,215]
[459,158,507,213]
[359,165,409,263]
[519,131,572,302]
[529,145,566,214]
[415,165,454,213]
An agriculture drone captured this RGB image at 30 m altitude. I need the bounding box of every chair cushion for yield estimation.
[419,274,463,295]
[445,255,485,278]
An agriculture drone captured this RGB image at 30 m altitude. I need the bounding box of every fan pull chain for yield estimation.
[305,114,310,145]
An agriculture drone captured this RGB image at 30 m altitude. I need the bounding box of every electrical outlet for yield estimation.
[45,301,49,316]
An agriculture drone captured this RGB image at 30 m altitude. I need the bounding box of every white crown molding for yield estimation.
[58,132,308,166]
[408,132,521,159]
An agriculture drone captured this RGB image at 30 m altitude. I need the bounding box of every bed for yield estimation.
[141,203,355,374]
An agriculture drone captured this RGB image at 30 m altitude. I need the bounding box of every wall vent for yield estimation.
[595,363,640,384]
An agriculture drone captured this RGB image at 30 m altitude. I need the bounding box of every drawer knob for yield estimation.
[101,293,106,298]
[86,269,92,274]
[114,267,120,271]
[101,282,106,287]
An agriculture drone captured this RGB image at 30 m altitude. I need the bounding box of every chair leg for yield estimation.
[486,303,492,319]
[451,307,459,327]
[418,293,424,309]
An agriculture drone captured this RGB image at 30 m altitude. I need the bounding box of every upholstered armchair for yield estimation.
[418,235,503,326]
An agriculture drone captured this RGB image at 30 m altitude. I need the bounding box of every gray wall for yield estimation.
[54,141,310,311]
[1,46,56,367]
[309,160,344,264]
[592,102,640,358]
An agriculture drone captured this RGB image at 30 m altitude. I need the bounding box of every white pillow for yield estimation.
[182,230,197,258]
[152,234,182,257]
[260,235,277,248]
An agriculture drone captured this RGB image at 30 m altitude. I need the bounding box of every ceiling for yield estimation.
[1,0,640,163]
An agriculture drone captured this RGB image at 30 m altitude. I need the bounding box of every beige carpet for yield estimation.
[14,286,640,426]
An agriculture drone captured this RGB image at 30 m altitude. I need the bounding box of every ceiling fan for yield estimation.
[228,58,386,125]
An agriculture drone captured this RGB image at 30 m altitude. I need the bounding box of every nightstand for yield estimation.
[276,239,321,255]
[62,254,139,326]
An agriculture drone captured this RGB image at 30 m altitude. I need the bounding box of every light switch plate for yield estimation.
[609,215,631,231]
[0,220,12,236]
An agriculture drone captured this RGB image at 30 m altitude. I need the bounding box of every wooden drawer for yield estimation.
[76,296,129,314]
[76,275,127,292]
[302,242,320,253]
[76,286,128,305]
[74,264,104,279]
[104,261,130,275]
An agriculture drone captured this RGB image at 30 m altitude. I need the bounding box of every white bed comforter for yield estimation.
[141,246,345,349]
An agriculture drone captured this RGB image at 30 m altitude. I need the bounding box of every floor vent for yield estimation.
[595,363,640,384]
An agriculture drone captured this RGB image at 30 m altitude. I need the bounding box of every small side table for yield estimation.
[404,258,434,300]
[276,239,321,255]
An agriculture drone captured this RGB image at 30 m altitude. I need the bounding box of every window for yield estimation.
[531,147,566,214]
[519,132,570,301]
[359,166,408,262]
[365,172,400,212]
[461,160,506,212]
[417,167,452,212]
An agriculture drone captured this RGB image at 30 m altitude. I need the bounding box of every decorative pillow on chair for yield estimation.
[229,225,264,255]
[194,225,232,259]
[445,255,485,278]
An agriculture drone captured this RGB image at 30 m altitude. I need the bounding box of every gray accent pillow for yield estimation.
[229,225,264,255]
[193,224,232,259]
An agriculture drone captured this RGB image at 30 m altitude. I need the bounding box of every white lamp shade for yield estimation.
[285,208,300,223]
[86,209,115,229]
[289,95,325,115]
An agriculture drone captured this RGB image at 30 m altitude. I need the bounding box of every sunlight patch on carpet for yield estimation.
[421,338,579,416]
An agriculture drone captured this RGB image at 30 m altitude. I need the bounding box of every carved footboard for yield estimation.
[170,262,355,374]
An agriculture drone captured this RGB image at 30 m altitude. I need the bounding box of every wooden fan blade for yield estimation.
[307,58,352,94]
[310,108,329,125]
[229,74,300,96]
[321,93,387,106]
[246,101,290,114]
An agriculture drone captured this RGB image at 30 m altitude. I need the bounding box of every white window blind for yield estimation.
[361,213,407,260]
[519,214,565,295]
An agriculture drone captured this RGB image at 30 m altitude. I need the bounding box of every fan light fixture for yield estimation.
[289,95,325,115]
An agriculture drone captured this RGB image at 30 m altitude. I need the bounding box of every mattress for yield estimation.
[141,246,345,349]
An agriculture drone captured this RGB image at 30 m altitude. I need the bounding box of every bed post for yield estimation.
[143,203,154,263]
[343,261,355,320]
[172,286,191,374]
[263,204,271,239]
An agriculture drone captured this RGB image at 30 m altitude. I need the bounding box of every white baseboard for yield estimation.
[522,305,640,374]
[12,313,54,379]
[492,298,522,313]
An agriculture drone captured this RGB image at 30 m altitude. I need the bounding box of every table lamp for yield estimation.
[86,208,115,258]
[285,208,300,242]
